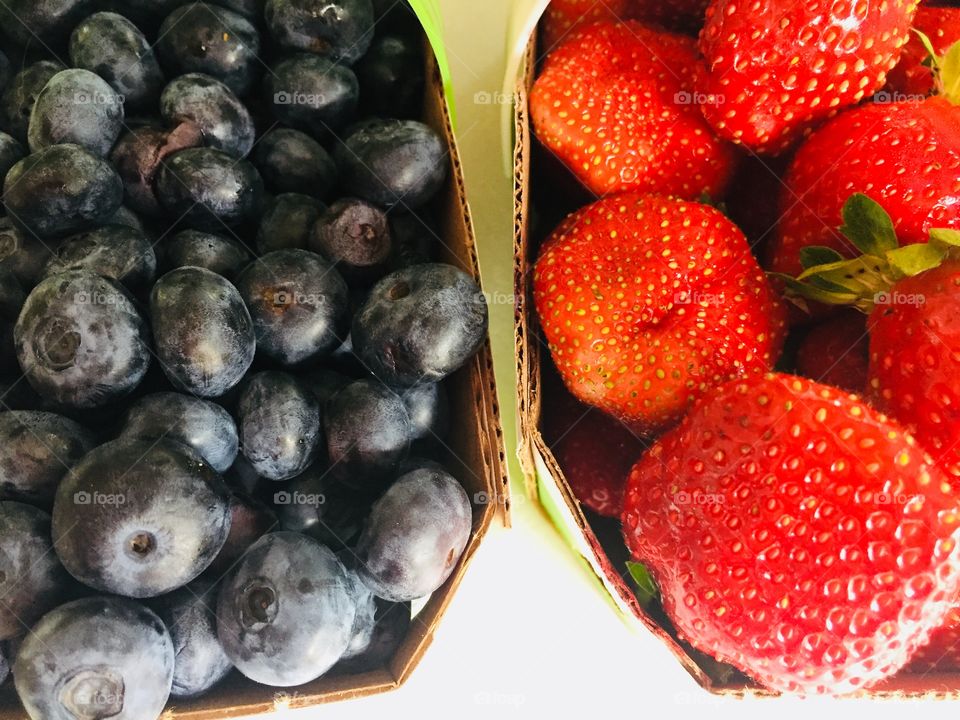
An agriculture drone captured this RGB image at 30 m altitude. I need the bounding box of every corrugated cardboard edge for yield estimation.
[0,40,508,720]
[510,23,960,700]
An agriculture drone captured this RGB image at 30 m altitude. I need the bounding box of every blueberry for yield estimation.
[356,468,471,601]
[15,271,150,408]
[110,123,203,218]
[270,463,329,534]
[156,147,264,231]
[340,569,376,659]
[0,411,95,507]
[0,266,23,373]
[352,263,488,386]
[324,378,411,484]
[253,128,336,200]
[264,0,374,66]
[3,144,123,239]
[120,392,239,473]
[0,0,95,49]
[69,12,165,112]
[256,193,324,253]
[157,3,262,96]
[402,382,449,446]
[335,119,447,209]
[40,225,157,293]
[160,73,256,159]
[355,32,424,119]
[0,218,50,288]
[238,371,322,481]
[150,267,256,397]
[236,249,349,365]
[335,599,410,673]
[155,579,233,698]
[0,501,71,640]
[0,642,8,685]
[52,437,232,597]
[161,230,252,280]
[0,61,64,143]
[311,197,393,284]
[266,53,359,137]
[14,596,174,720]
[208,490,277,575]
[28,69,124,157]
[108,205,147,233]
[0,131,24,184]
[216,532,357,686]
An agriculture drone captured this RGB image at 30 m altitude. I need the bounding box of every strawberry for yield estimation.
[532,193,786,434]
[887,4,960,97]
[698,0,918,155]
[530,21,738,200]
[767,95,960,279]
[622,371,960,694]
[783,194,960,481]
[541,0,711,50]
[795,312,869,393]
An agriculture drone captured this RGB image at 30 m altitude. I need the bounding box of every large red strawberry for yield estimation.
[887,4,960,97]
[622,371,960,694]
[795,312,869,393]
[767,95,960,279]
[533,193,786,434]
[698,0,918,155]
[530,21,738,199]
[540,0,710,50]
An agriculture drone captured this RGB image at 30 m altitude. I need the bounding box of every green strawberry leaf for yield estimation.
[931,228,960,248]
[938,39,960,105]
[885,243,947,277]
[770,273,863,306]
[799,246,845,270]
[626,561,659,606]
[913,29,942,72]
[839,193,898,256]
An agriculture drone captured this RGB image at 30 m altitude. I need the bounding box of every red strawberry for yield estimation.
[533,193,786,433]
[622,371,960,694]
[887,4,960,97]
[795,312,869,393]
[698,0,918,155]
[767,96,960,279]
[540,0,710,51]
[530,21,738,200]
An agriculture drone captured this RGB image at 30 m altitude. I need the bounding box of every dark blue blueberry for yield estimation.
[264,0,374,65]
[40,225,157,293]
[352,263,488,386]
[266,53,358,138]
[155,147,264,231]
[356,467,471,601]
[155,579,233,698]
[0,218,50,289]
[0,411,95,507]
[216,532,357,686]
[324,378,411,484]
[52,437,232,597]
[150,267,256,398]
[355,32,424,119]
[14,596,174,720]
[0,0,95,49]
[335,599,410,673]
[15,271,150,408]
[340,568,376,659]
[3,144,123,239]
[0,501,71,640]
[160,73,255,159]
[252,128,336,200]
[0,61,64,144]
[402,381,449,446]
[238,371,322,481]
[256,193,324,253]
[120,392,239,473]
[160,230,252,281]
[157,3,262,96]
[311,197,393,285]
[0,132,24,185]
[69,12,165,112]
[28,69,124,157]
[334,119,447,209]
[110,123,204,218]
[236,249,349,366]
[208,490,277,575]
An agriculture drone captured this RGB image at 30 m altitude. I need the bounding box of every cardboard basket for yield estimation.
[0,34,508,720]
[512,13,960,698]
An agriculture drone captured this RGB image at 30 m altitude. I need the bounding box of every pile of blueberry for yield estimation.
[0,1,490,717]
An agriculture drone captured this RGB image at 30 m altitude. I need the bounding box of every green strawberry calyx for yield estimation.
[772,193,960,313]
[914,32,960,105]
